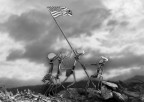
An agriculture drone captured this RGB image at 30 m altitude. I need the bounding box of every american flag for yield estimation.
[47,6,72,18]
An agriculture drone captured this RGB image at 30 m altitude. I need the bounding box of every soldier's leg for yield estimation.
[98,75,103,90]
[58,77,68,88]
[44,83,51,96]
[44,83,54,96]
[67,71,76,88]
[86,80,90,89]
[59,78,66,89]
[90,79,97,89]
[52,79,57,95]
[96,77,99,90]
[50,84,55,96]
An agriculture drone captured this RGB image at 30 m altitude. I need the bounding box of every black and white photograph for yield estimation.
[0,0,144,102]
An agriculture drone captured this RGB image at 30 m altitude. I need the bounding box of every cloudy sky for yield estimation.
[0,0,144,88]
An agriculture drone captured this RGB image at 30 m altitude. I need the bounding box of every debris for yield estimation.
[113,91,125,102]
[102,81,118,90]
[101,85,113,100]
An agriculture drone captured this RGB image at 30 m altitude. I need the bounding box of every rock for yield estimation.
[58,88,80,100]
[102,81,118,90]
[57,90,70,99]
[87,88,101,98]
[113,91,125,102]
[101,85,113,100]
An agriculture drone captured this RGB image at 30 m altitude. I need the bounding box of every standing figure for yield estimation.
[60,50,96,89]
[52,51,71,94]
[42,53,58,96]
[61,50,84,89]
[88,56,108,90]
[54,51,71,84]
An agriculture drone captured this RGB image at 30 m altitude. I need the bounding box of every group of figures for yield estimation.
[42,50,109,96]
[1,50,143,102]
[41,50,144,102]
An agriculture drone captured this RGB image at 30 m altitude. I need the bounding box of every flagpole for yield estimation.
[50,13,77,56]
[48,9,94,85]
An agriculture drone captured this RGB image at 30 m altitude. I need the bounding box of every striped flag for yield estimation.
[47,6,72,18]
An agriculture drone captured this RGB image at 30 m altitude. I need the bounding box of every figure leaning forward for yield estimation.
[86,56,108,90]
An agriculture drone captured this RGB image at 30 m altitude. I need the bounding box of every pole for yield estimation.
[48,11,92,83]
[50,13,76,56]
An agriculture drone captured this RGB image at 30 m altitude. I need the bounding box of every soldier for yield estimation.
[42,53,58,96]
[91,56,108,78]
[61,50,85,89]
[52,51,71,94]
[88,56,108,90]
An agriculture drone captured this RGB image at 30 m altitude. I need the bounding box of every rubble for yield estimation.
[101,85,113,100]
[0,79,144,102]
[102,81,118,89]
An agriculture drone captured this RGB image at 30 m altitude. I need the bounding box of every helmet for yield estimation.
[99,56,108,64]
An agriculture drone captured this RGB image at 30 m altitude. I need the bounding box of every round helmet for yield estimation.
[99,56,108,64]
[47,53,57,60]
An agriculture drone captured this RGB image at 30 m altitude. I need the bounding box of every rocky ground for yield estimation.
[0,80,144,102]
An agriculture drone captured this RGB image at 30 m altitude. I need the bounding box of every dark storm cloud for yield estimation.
[3,10,50,42]
[7,31,60,64]
[3,0,111,64]
[0,0,143,83]
[3,7,141,75]
[3,10,62,63]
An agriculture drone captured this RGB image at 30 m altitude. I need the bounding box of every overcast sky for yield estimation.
[0,0,144,87]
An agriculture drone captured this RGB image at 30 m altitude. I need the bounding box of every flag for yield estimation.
[47,6,72,18]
